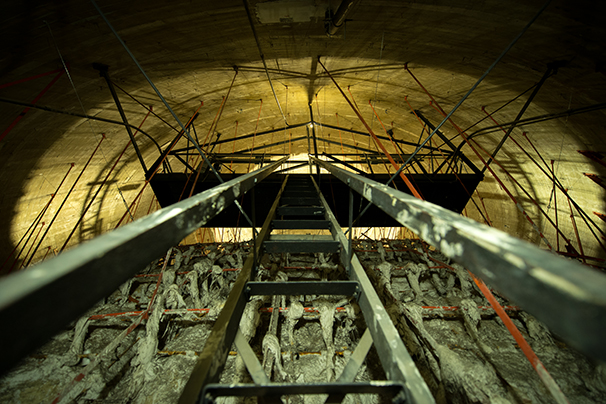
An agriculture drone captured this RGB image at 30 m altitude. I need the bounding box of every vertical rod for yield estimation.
[25,135,105,267]
[348,180,353,275]
[252,178,258,279]
[482,109,606,245]
[94,63,148,173]
[336,113,344,152]
[522,133,606,243]
[552,160,559,252]
[309,105,320,175]
[306,125,312,174]
[477,110,578,250]
[230,121,238,170]
[566,192,586,263]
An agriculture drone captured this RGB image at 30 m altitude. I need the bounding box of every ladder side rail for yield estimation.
[311,176,436,404]
[179,175,290,404]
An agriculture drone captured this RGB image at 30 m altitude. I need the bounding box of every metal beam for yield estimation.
[483,61,565,172]
[317,122,445,151]
[0,157,288,377]
[93,63,148,173]
[317,136,381,155]
[322,153,368,176]
[231,135,308,156]
[462,101,606,142]
[0,96,164,155]
[202,381,406,401]
[273,162,309,174]
[246,281,359,297]
[233,329,270,385]
[325,328,373,403]
[414,110,481,174]
[202,122,309,148]
[312,157,606,362]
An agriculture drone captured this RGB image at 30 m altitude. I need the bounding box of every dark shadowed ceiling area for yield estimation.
[1,0,605,270]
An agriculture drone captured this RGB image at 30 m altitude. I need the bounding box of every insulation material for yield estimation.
[63,316,90,366]
[1,240,605,404]
[358,239,606,404]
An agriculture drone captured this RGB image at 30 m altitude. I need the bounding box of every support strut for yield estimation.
[318,57,423,199]
[93,63,148,173]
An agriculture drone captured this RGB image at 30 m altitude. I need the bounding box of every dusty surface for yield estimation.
[357,239,606,404]
[1,240,605,403]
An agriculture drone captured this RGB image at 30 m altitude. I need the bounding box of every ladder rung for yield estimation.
[264,241,340,253]
[202,381,405,399]
[272,220,331,230]
[246,281,359,296]
[277,206,324,216]
[264,235,339,253]
[281,190,317,196]
[280,197,320,205]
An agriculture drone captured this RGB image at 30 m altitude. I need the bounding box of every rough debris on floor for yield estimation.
[0,239,605,404]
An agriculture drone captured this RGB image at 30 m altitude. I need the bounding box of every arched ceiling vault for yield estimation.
[1,0,605,269]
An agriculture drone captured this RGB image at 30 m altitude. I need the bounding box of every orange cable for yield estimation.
[114,102,203,228]
[200,96,225,151]
[406,67,569,400]
[319,59,422,199]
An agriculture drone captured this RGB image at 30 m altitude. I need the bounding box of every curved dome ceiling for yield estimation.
[1,0,605,269]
